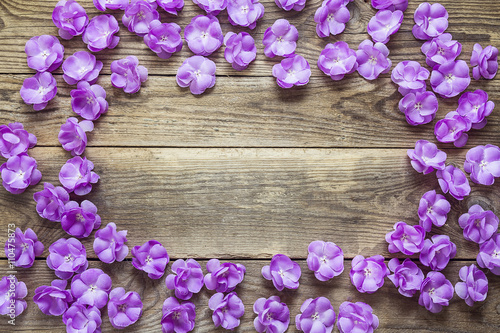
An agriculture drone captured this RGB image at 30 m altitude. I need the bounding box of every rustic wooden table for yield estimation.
[0,0,499,331]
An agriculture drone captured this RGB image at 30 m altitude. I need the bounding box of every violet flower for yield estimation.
[0,122,37,159]
[412,2,448,40]
[295,297,335,333]
[122,0,160,36]
[455,264,488,306]
[62,51,103,85]
[33,182,70,222]
[399,91,438,126]
[407,139,446,175]
[457,90,495,130]
[272,54,311,89]
[477,233,500,275]
[4,227,43,268]
[388,258,424,297]
[421,33,462,68]
[262,254,301,291]
[253,296,290,333]
[0,275,27,317]
[161,297,196,333]
[61,200,101,238]
[71,268,112,309]
[275,0,306,12]
[94,0,129,10]
[184,15,223,56]
[108,287,143,329]
[52,0,89,40]
[459,204,499,244]
[70,81,108,121]
[227,0,265,30]
[33,279,73,316]
[94,222,129,264]
[436,164,471,200]
[144,20,183,59]
[110,56,148,94]
[337,301,378,333]
[224,32,256,71]
[25,35,64,73]
[420,234,456,271]
[385,221,426,255]
[307,240,344,281]
[82,14,120,52]
[19,72,57,111]
[131,239,169,279]
[371,0,407,12]
[63,304,102,332]
[176,56,216,95]
[1,153,42,194]
[434,111,469,148]
[58,117,93,156]
[192,0,227,15]
[367,9,403,44]
[471,43,498,80]
[314,0,350,38]
[349,255,389,293]
[59,156,100,196]
[165,259,204,300]
[263,19,298,58]
[418,190,451,232]
[430,60,471,99]
[318,41,358,81]
[157,0,184,15]
[204,259,246,292]
[391,61,429,96]
[209,292,244,330]
[47,238,88,280]
[419,271,453,313]
[356,39,391,80]
[464,144,500,185]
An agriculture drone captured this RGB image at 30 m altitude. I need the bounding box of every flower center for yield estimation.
[137,11,145,20]
[414,102,422,110]
[266,312,273,320]
[145,255,153,263]
[364,268,372,276]
[311,312,320,320]
[17,170,25,178]
[194,70,201,78]
[79,67,87,74]
[221,307,227,313]
[278,269,285,277]
[277,36,284,43]
[118,304,128,312]
[445,73,455,82]
[287,69,296,77]
[86,96,94,104]
[201,31,208,39]
[479,160,488,168]
[320,255,328,264]
[241,5,249,13]
[160,35,168,42]
[41,50,49,58]
[401,233,408,241]
[493,250,500,258]
[428,288,435,295]
[88,285,97,293]
[21,243,29,252]
[368,56,377,65]
[76,213,85,222]
[385,24,391,31]
[65,254,73,262]
[475,219,482,227]
[327,14,334,21]
[427,207,433,214]
[438,47,445,55]
[65,17,73,23]
[473,105,480,112]
[37,86,46,95]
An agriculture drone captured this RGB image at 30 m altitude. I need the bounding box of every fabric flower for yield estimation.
[33,279,73,316]
[399,91,438,126]
[161,297,196,333]
[262,254,301,291]
[421,33,461,68]
[418,190,451,232]
[224,32,256,71]
[385,221,425,255]
[204,259,246,292]
[192,0,227,15]
[110,56,148,94]
[455,264,488,306]
[94,222,129,264]
[314,0,350,38]
[59,156,100,196]
[58,117,93,156]
[391,61,429,96]
[33,183,69,222]
[209,292,244,330]
[337,301,378,333]
[52,0,89,40]
[1,153,42,194]
[184,15,223,56]
[0,275,27,317]
[144,20,183,59]
[307,240,344,281]
[367,10,403,44]
[349,255,389,293]
[61,200,101,238]
[434,111,469,147]
[388,258,424,297]
[70,81,108,121]
[63,304,102,332]
[20,72,57,111]
[418,271,453,313]
[272,54,311,89]
[275,0,306,12]
[412,2,448,40]
[62,51,103,85]
[318,41,358,81]
[0,122,37,159]
[47,238,88,280]
[122,0,159,36]
[356,39,391,80]
[295,297,335,333]
[82,14,120,52]
[227,0,265,29]
[157,0,184,15]
[131,240,169,279]
[176,56,216,95]
[70,268,112,309]
[4,227,43,268]
[471,43,498,80]
[165,259,204,300]
[25,35,64,73]
[457,90,495,130]
[477,233,500,275]
[430,60,471,99]
[436,164,471,200]
[263,19,298,58]
[108,287,143,329]
[371,0,407,12]
[464,144,500,185]
[420,234,456,271]
[94,0,129,10]
[459,204,499,244]
[253,296,289,333]
[407,140,446,175]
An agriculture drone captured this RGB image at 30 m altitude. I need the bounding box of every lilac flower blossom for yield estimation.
[144,20,183,59]
[412,2,448,40]
[385,221,425,255]
[209,292,244,330]
[46,238,88,280]
[94,0,129,11]
[4,228,43,268]
[272,54,311,89]
[204,259,246,292]
[419,271,453,313]
[459,205,499,244]
[71,268,112,309]
[471,43,498,80]
[307,240,344,281]
[192,0,227,15]
[371,0,407,12]
[224,32,256,71]
[399,91,438,126]
[61,200,101,238]
[227,0,265,30]
[356,39,391,80]
[108,287,143,329]
[367,10,403,44]
[157,0,184,15]
[94,222,129,264]
[110,56,148,94]
[184,15,223,56]
[388,258,424,297]
[436,164,471,200]
[253,296,290,333]
[418,190,451,232]
[52,0,89,40]
[165,259,204,300]
[457,90,495,130]
[477,233,500,275]
[262,254,301,291]
[58,117,93,156]
[421,33,461,68]
[275,0,306,12]
[337,301,378,333]
[70,81,108,121]
[434,112,469,148]
[25,35,64,73]
[0,276,27,317]
[295,297,335,333]
[430,60,471,98]
[19,72,57,111]
[420,234,456,271]
[350,255,389,293]
[161,297,196,333]
[407,140,446,175]
[0,122,37,159]
[1,153,42,194]
[122,0,160,36]
[455,264,488,306]
[33,279,73,316]
[62,51,103,85]
[132,240,169,279]
[63,304,102,332]
[33,183,69,222]
[318,41,358,81]
[464,144,500,185]
[176,56,216,95]
[263,19,298,58]
[314,0,350,38]
[82,14,120,52]
[391,61,429,96]
[59,156,100,196]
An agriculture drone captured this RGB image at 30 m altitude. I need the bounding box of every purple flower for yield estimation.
[399,91,438,126]
[33,279,73,316]
[295,297,335,333]
[0,275,27,317]
[33,183,69,222]
[272,54,311,89]
[356,39,391,80]
[52,0,89,40]
[122,0,159,36]
[47,238,88,280]
[82,14,120,52]
[4,228,43,268]
[63,304,102,332]
[385,221,425,255]
[436,164,471,200]
[421,33,462,68]
[477,233,500,275]
[434,111,469,148]
[407,139,446,175]
[227,0,265,30]
[371,0,407,12]
[110,56,148,94]
[459,204,499,244]
[262,254,301,291]
[224,32,256,71]
[184,15,223,56]
[314,0,350,38]
[204,259,246,292]
[131,240,169,279]
[58,117,93,156]
[420,234,456,271]
[20,72,57,111]
[62,51,103,85]
[108,287,143,329]
[471,43,498,80]
[0,122,37,159]
[144,20,183,59]
[157,0,184,15]
[70,81,108,121]
[388,258,424,297]
[161,297,196,333]
[165,259,204,300]
[307,240,344,281]
[94,222,129,264]
[430,60,471,99]
[337,301,378,333]
[368,10,403,44]
[59,156,100,196]
[209,292,244,330]
[94,0,129,10]
[61,200,101,238]
[455,264,488,306]
[1,153,42,194]
[418,271,453,313]
[275,0,306,12]
[418,190,451,232]
[253,296,290,333]
[349,255,389,293]
[193,0,227,15]
[412,2,448,40]
[71,268,112,309]
[263,19,298,58]
[176,56,216,95]
[25,35,64,73]
[457,90,494,130]
[318,41,358,81]
[464,144,500,185]
[391,61,429,96]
